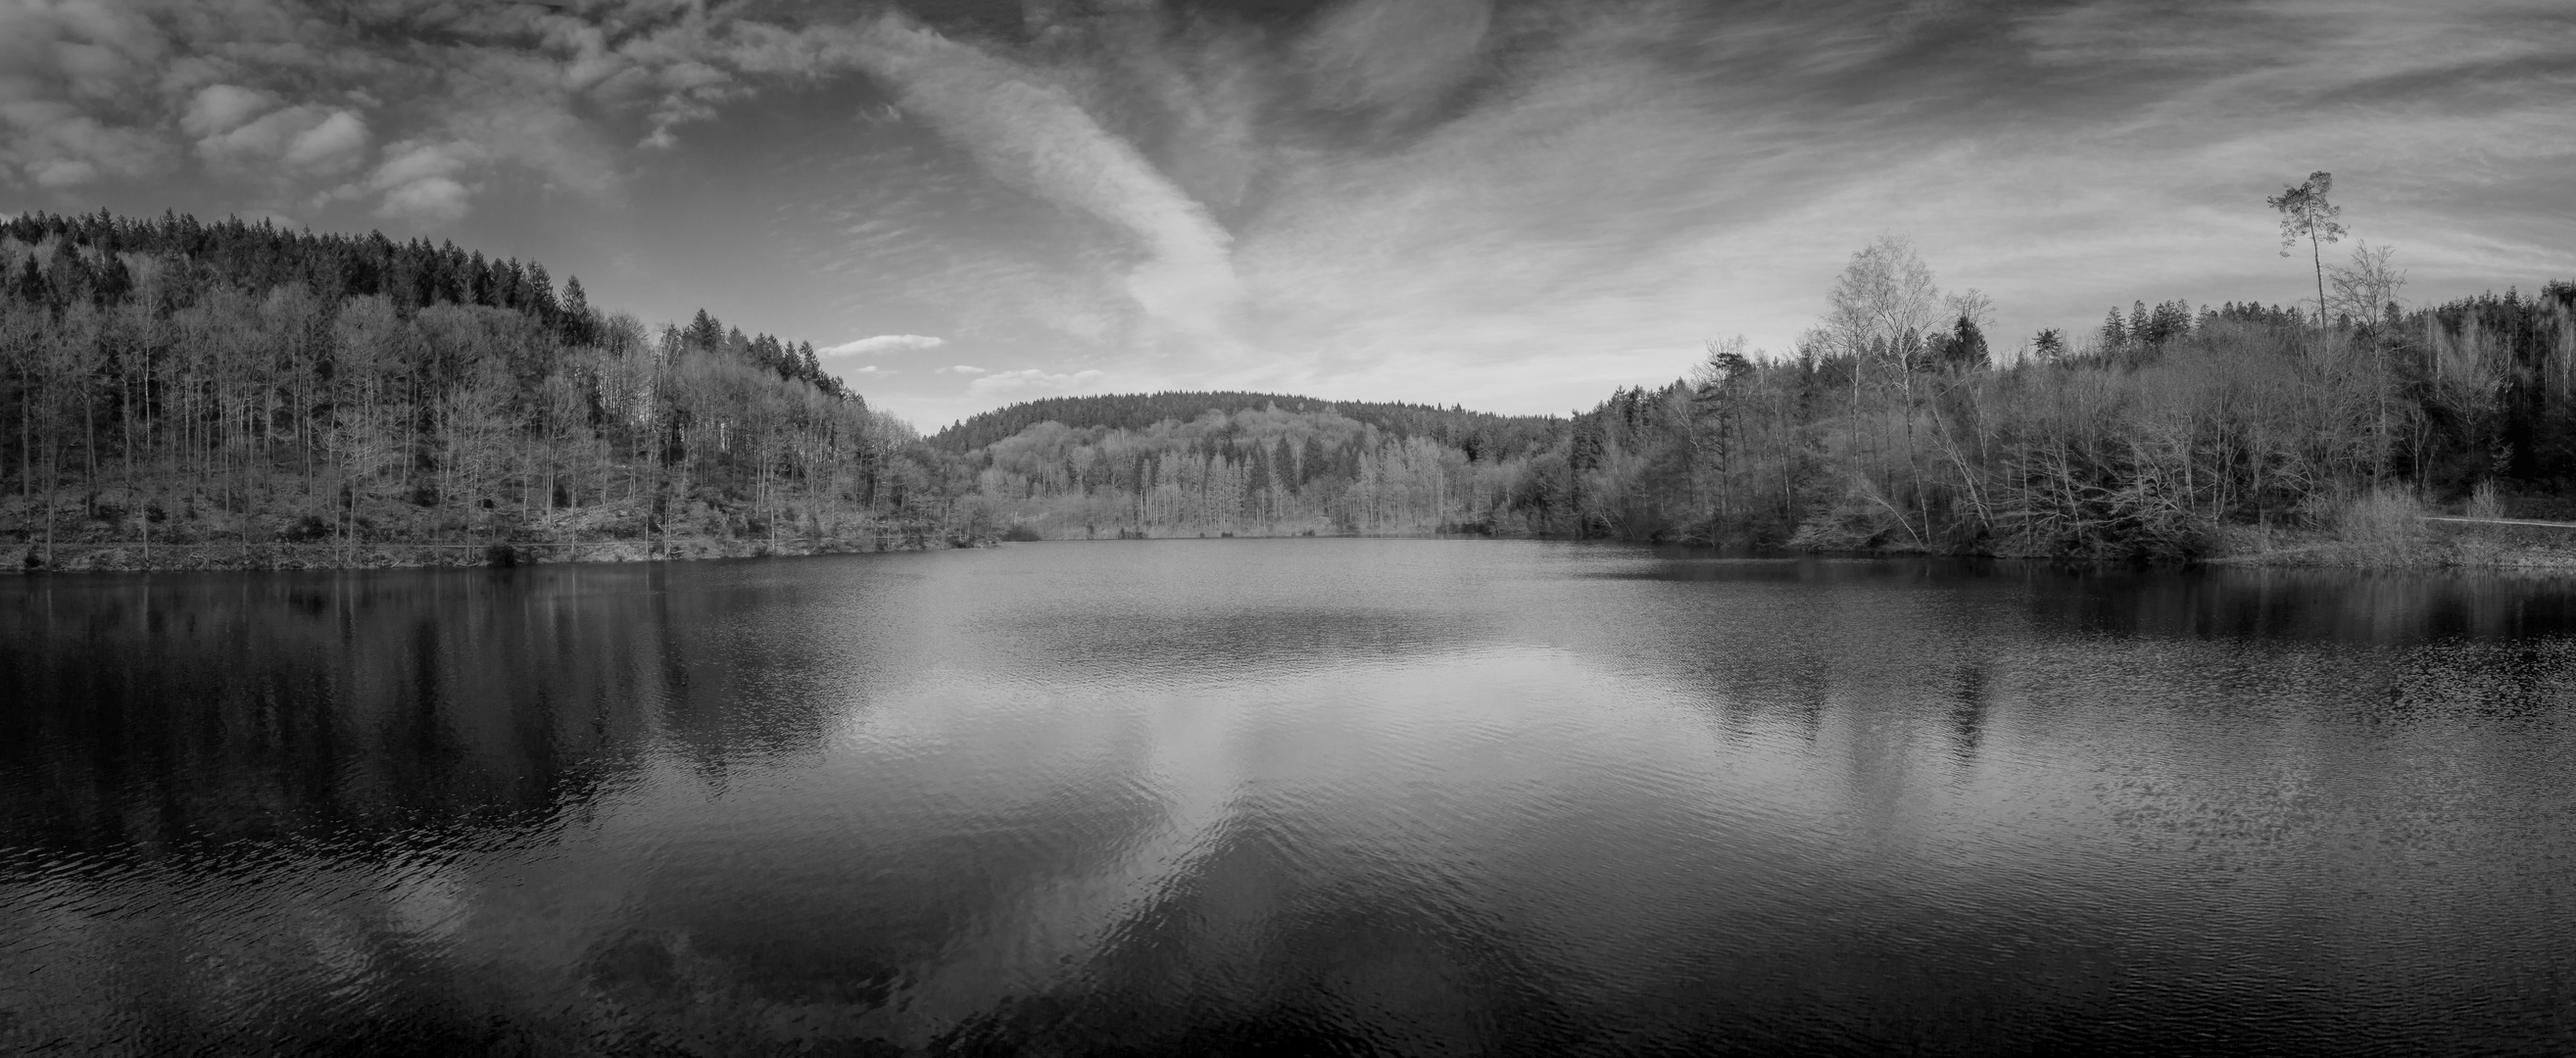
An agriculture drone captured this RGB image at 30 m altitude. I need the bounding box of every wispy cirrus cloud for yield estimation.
[6,0,2567,429]
[726,10,1249,347]
[1295,0,1493,121]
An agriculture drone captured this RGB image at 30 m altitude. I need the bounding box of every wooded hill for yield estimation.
[933,391,1562,462]
[1,210,943,570]
[948,404,1520,539]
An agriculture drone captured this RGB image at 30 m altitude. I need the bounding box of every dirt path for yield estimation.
[2423,515,2576,530]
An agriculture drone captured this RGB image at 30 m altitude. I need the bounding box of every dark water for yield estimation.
[6,541,2576,1056]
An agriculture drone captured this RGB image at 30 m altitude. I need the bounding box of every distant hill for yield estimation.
[932,391,1564,461]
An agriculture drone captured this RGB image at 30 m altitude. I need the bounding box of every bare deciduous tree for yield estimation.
[2326,241,2406,327]
[1823,234,1943,374]
[1944,288,1995,336]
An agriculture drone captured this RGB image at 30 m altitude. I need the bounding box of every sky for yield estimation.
[4,0,2573,429]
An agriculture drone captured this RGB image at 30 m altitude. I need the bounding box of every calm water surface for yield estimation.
[5,540,2575,1055]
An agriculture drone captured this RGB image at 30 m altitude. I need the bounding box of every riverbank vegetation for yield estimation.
[2,211,955,570]
[1539,245,2575,564]
[1512,256,2576,562]
[10,208,2576,570]
[944,233,2576,565]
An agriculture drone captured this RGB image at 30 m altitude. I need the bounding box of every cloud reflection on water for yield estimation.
[5,542,2575,1053]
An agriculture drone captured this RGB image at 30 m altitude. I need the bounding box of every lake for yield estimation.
[5,540,2575,1055]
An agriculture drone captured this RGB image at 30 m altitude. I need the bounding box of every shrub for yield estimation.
[2332,488,2432,564]
[2466,481,2502,520]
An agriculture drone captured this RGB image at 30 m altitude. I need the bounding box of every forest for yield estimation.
[0,210,947,570]
[7,208,2576,568]
[948,234,2576,561]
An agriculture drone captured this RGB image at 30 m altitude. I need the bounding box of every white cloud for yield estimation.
[359,138,487,223]
[0,1,627,205]
[181,84,278,138]
[819,333,945,357]
[26,157,98,187]
[940,364,988,375]
[439,49,621,197]
[282,110,368,172]
[377,175,472,222]
[371,139,474,187]
[196,100,370,177]
[0,0,173,187]
[0,98,169,187]
[965,368,1107,398]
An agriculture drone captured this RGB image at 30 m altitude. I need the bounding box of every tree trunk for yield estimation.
[2310,232,2327,329]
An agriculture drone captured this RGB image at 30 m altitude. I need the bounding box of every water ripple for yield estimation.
[7,543,2576,1053]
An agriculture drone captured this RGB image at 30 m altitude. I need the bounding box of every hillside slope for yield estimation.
[933,391,1562,462]
[1,210,951,570]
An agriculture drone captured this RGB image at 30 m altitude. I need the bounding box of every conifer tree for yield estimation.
[1939,314,1989,369]
[559,276,594,346]
[521,262,558,319]
[684,310,723,353]
[15,257,44,305]
[2032,328,2066,361]
[2267,170,2347,328]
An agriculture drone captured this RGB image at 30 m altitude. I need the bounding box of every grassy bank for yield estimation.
[2203,490,2576,569]
[4,518,987,573]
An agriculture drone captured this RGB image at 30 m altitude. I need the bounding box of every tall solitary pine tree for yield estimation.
[2266,171,2348,328]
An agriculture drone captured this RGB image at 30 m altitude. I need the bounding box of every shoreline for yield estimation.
[2200,517,2576,570]
[2206,543,2576,571]
[3,530,990,574]
[17,520,2576,575]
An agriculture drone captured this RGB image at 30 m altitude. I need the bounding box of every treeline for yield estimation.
[18,210,2574,565]
[934,390,1561,462]
[1498,269,2576,557]
[951,236,2576,559]
[2,210,944,569]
